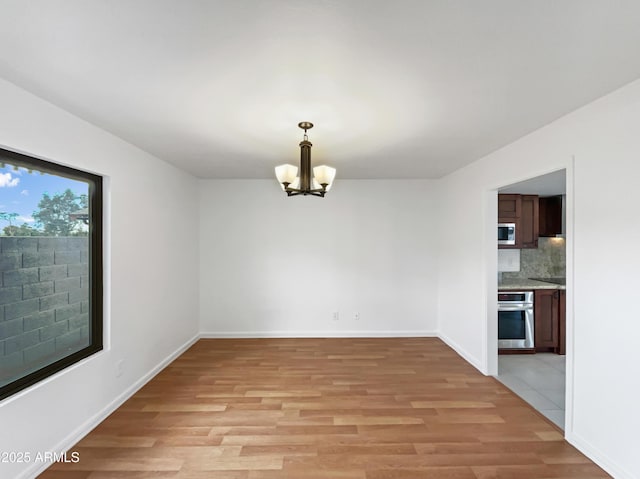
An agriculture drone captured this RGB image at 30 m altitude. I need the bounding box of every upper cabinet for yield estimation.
[498,194,538,249]
[520,195,539,248]
[498,194,521,218]
[539,195,563,237]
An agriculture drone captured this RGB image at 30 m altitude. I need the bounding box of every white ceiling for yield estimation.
[2,1,640,179]
[499,170,566,196]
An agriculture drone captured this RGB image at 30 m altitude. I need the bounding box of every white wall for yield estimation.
[0,78,200,479]
[437,79,640,478]
[199,179,438,337]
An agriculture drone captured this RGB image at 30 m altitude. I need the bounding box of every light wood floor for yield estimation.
[40,338,609,478]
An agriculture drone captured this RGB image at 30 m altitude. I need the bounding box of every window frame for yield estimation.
[0,147,103,401]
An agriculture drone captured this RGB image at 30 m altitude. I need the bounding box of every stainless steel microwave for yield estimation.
[498,223,516,245]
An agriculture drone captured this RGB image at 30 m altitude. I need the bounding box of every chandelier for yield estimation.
[275,122,336,197]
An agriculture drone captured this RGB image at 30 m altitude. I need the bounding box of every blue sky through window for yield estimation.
[0,163,88,230]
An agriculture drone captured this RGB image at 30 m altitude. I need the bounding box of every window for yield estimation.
[0,148,102,400]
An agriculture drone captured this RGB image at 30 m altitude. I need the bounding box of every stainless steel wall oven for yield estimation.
[498,291,534,349]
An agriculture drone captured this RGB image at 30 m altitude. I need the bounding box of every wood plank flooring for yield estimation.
[40,338,609,478]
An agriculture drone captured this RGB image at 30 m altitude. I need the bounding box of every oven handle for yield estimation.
[498,305,533,311]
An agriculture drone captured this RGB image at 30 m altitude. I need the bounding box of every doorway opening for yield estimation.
[492,169,569,430]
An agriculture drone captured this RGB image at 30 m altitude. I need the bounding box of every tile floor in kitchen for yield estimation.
[496,353,565,429]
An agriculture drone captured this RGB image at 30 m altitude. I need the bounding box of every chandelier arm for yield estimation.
[284,186,325,197]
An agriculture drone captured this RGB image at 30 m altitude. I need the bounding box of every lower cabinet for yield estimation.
[534,289,565,354]
[558,290,566,355]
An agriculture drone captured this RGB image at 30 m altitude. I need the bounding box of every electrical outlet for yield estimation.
[354,312,360,320]
[116,359,124,378]
[332,312,339,321]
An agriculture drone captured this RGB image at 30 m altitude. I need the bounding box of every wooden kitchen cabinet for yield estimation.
[498,194,538,249]
[539,195,562,237]
[533,289,567,354]
[534,289,563,353]
[520,195,539,248]
[498,194,521,218]
[558,290,566,355]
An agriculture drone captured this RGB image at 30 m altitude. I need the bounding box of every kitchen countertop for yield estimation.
[498,278,566,290]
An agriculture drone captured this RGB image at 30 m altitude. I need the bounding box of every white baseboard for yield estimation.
[20,333,200,479]
[565,431,635,479]
[199,330,438,339]
[437,331,484,374]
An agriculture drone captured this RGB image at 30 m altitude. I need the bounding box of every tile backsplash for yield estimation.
[502,237,566,280]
